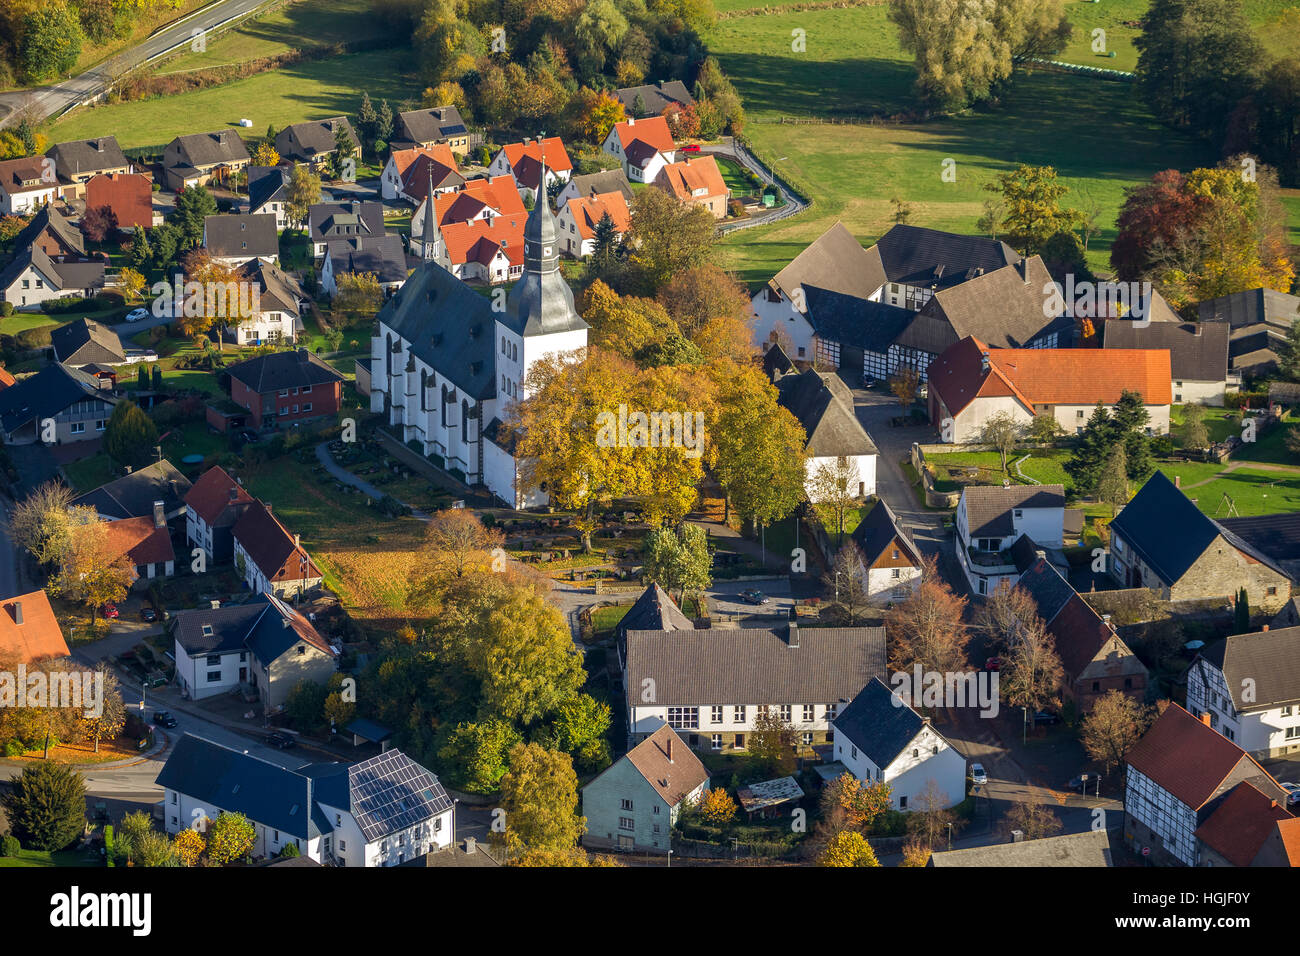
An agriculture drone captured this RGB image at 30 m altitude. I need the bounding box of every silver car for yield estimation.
[969,763,988,786]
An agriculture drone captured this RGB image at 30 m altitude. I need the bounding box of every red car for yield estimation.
[680,143,701,153]
[102,603,119,620]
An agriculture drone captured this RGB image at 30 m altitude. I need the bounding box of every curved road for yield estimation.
[701,136,808,233]
[0,0,275,128]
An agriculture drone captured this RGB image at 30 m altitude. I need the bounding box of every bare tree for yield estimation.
[906,778,957,849]
[1001,800,1063,841]
[978,411,1023,473]
[808,456,861,544]
[1080,690,1154,777]
[886,555,970,677]
[976,580,1040,654]
[1000,615,1065,741]
[823,541,873,625]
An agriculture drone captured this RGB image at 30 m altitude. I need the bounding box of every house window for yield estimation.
[891,568,901,579]
[711,706,724,724]
[666,707,698,729]
[802,704,814,722]
[95,420,106,431]
[618,817,634,831]
[711,734,722,750]
[826,703,837,719]
[899,796,908,810]
[70,422,85,434]
[778,705,791,722]
[1283,706,1294,717]
[207,655,221,665]
[279,389,289,397]
[303,403,312,413]
[733,705,746,723]
[1268,587,1278,596]
[652,824,660,834]
[653,805,660,815]
[207,670,221,682]
[620,799,633,811]
[1077,410,1085,418]
[802,732,813,745]
[851,746,858,760]
[302,385,311,394]
[1092,681,1100,692]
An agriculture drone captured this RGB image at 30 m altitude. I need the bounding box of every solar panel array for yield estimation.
[348,750,454,842]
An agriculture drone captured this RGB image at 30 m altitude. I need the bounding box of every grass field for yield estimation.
[0,848,94,868]
[46,48,421,152]
[706,5,1213,285]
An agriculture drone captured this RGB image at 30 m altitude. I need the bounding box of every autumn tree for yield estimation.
[976,580,1041,653]
[178,250,244,348]
[286,164,322,231]
[819,830,880,867]
[333,271,384,317]
[823,541,873,626]
[251,143,280,167]
[656,263,752,343]
[747,709,797,778]
[808,455,861,544]
[496,742,586,860]
[173,827,205,866]
[1002,800,1063,840]
[623,186,717,295]
[899,841,932,866]
[890,365,921,409]
[1080,690,1153,776]
[10,481,76,566]
[1096,442,1130,516]
[47,518,135,626]
[1180,402,1210,451]
[580,89,626,142]
[985,164,1082,255]
[641,524,712,607]
[408,508,505,601]
[79,666,126,753]
[548,693,612,773]
[1000,614,1064,740]
[886,555,970,677]
[816,772,893,843]
[698,787,738,826]
[906,778,957,848]
[206,812,256,865]
[978,411,1023,473]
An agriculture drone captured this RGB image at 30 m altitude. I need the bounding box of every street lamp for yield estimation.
[946,822,953,850]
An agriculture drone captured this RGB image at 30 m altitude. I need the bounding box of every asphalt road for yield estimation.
[0,0,276,128]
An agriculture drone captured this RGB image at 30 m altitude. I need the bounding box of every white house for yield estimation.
[157,734,455,866]
[600,116,675,183]
[380,145,462,202]
[1187,626,1300,758]
[849,499,922,604]
[830,678,967,810]
[773,367,878,499]
[487,137,572,201]
[232,500,323,599]
[1104,320,1231,407]
[954,484,1066,597]
[370,163,588,509]
[184,465,255,565]
[555,189,630,259]
[0,246,104,310]
[0,156,57,215]
[229,259,305,346]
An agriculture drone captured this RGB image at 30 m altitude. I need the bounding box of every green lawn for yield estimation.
[1170,404,1240,445]
[0,848,95,868]
[925,449,1074,491]
[1178,468,1300,517]
[63,454,121,493]
[707,5,1213,286]
[46,49,422,153]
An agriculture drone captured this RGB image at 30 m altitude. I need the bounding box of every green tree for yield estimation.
[978,411,1024,473]
[103,400,159,470]
[1235,586,1250,632]
[1096,442,1130,515]
[624,186,717,295]
[984,164,1082,255]
[128,225,152,269]
[1180,403,1209,450]
[1,762,86,851]
[206,812,256,865]
[438,719,523,793]
[641,524,712,607]
[808,456,861,545]
[19,1,84,82]
[285,679,328,732]
[747,709,797,778]
[496,743,586,859]
[549,693,613,773]
[286,165,322,231]
[171,185,218,249]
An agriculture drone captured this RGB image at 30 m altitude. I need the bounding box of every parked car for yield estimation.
[152,711,178,728]
[739,589,769,605]
[1033,711,1061,725]
[141,606,158,623]
[1281,782,1300,806]
[680,143,701,153]
[101,602,119,619]
[124,307,149,322]
[969,763,988,786]
[266,733,296,749]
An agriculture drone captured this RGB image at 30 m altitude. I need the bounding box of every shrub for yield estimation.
[15,326,53,349]
[0,834,19,857]
[0,302,13,316]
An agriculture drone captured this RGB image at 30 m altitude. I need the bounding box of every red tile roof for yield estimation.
[185,465,254,526]
[432,176,525,227]
[0,590,69,663]
[612,116,675,155]
[564,190,631,240]
[391,144,458,180]
[1277,818,1300,865]
[619,723,710,806]
[500,137,572,175]
[0,366,15,388]
[1194,781,1292,866]
[655,156,726,202]
[85,172,153,230]
[1127,704,1273,810]
[0,156,50,195]
[103,516,175,567]
[232,501,321,584]
[440,215,525,269]
[1046,594,1117,678]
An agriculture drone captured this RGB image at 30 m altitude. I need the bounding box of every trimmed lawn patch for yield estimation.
[0,848,96,868]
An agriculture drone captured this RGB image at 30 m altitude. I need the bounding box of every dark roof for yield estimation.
[308,201,385,245]
[565,169,633,203]
[403,841,502,867]
[323,234,407,284]
[774,368,877,458]
[1198,288,1300,329]
[1110,472,1287,584]
[771,222,884,303]
[247,166,289,213]
[1013,555,1077,626]
[831,677,932,768]
[231,501,322,584]
[0,363,115,433]
[274,117,360,163]
[50,317,125,367]
[615,80,696,116]
[1194,781,1293,866]
[960,484,1065,539]
[344,718,393,743]
[762,343,794,379]
[395,106,469,146]
[155,734,322,840]
[46,136,129,181]
[617,583,696,638]
[184,465,254,527]
[624,623,886,706]
[1218,512,1300,563]
[873,224,1021,291]
[239,258,304,316]
[310,748,453,842]
[71,459,191,520]
[14,205,85,257]
[1201,626,1300,711]
[1102,320,1229,382]
[227,348,344,394]
[851,499,920,567]
[931,829,1114,867]
[168,130,251,169]
[175,591,333,662]
[204,214,279,259]
[803,285,914,354]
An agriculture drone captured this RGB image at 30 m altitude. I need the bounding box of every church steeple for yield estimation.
[505,158,587,338]
[522,160,559,275]
[420,163,438,260]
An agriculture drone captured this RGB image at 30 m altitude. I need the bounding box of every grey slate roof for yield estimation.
[615,80,696,116]
[771,222,885,304]
[173,591,334,664]
[46,136,129,181]
[501,171,588,338]
[1110,471,1287,584]
[0,362,115,433]
[873,224,1021,291]
[394,106,469,146]
[204,214,279,260]
[308,748,453,842]
[1198,288,1300,329]
[1201,627,1300,711]
[1219,512,1300,563]
[71,459,191,520]
[624,623,886,706]
[308,201,385,246]
[1103,320,1229,382]
[565,169,634,204]
[168,130,251,169]
[961,484,1065,539]
[930,829,1114,867]
[247,166,289,213]
[51,317,125,367]
[274,116,360,164]
[762,343,794,379]
[1014,553,1078,626]
[324,234,407,285]
[227,348,344,394]
[14,205,86,257]
[803,285,914,354]
[831,677,932,768]
[775,368,878,458]
[851,498,919,567]
[238,258,304,317]
[617,583,696,639]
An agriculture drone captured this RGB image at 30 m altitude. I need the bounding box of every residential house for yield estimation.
[930,829,1115,867]
[103,507,176,584]
[1221,511,1300,582]
[404,837,502,867]
[615,582,695,667]
[247,166,292,230]
[51,317,126,368]
[1108,471,1291,611]
[488,137,573,201]
[274,117,360,168]
[185,465,255,564]
[436,216,525,284]
[554,168,633,211]
[954,484,1066,596]
[0,246,104,309]
[773,366,878,498]
[615,80,696,117]
[1187,625,1300,757]
[601,117,674,183]
[391,106,471,155]
[830,677,967,810]
[850,499,922,604]
[171,592,336,709]
[623,621,887,752]
[0,362,116,444]
[157,734,454,865]
[232,500,323,599]
[13,204,86,260]
[226,347,345,429]
[163,130,251,191]
[0,590,70,664]
[307,200,385,259]
[1124,703,1288,866]
[1103,320,1231,406]
[1013,553,1149,711]
[202,214,279,267]
[411,174,524,261]
[230,259,305,345]
[582,723,708,853]
[72,459,192,523]
[45,137,131,200]
[84,172,156,230]
[555,189,631,258]
[0,156,56,215]
[320,233,408,297]
[652,155,729,218]
[371,166,589,508]
[380,145,462,202]
[1199,287,1300,379]
[926,336,1172,444]
[802,285,914,383]
[1193,781,1298,867]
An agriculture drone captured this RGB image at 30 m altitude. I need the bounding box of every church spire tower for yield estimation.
[505,157,587,337]
[420,162,438,260]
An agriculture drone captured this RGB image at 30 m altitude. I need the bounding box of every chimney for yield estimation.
[1011,829,1024,843]
[294,533,301,549]
[210,600,221,609]
[10,602,22,626]
[1174,474,1181,489]
[980,351,990,373]
[229,486,239,501]
[265,502,272,514]
[1262,624,1269,632]
[627,116,635,126]
[1201,711,1212,726]
[464,836,476,854]
[788,622,800,648]
[153,500,166,528]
